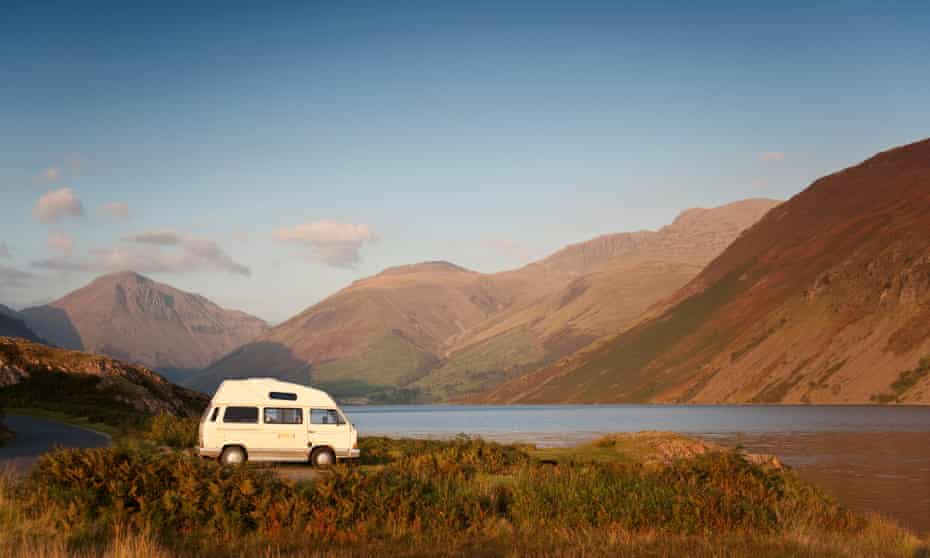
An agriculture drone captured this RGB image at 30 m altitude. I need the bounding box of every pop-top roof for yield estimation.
[211,377,337,407]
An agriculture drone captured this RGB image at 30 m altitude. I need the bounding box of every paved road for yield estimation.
[0,414,111,473]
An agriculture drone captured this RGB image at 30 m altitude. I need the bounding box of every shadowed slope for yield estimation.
[0,306,42,343]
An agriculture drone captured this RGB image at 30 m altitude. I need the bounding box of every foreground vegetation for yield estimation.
[1,426,927,557]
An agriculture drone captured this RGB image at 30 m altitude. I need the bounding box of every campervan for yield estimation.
[199,378,360,467]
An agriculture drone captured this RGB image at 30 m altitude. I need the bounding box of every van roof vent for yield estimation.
[269,391,298,401]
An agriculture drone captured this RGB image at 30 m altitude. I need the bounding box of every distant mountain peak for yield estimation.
[20,273,269,375]
[93,270,152,283]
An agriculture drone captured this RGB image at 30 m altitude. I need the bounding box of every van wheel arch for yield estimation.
[220,445,248,465]
[310,446,336,468]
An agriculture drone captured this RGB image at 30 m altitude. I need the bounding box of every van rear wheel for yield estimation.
[310,447,336,468]
[220,446,246,466]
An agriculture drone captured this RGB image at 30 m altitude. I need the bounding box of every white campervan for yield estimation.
[199,378,360,467]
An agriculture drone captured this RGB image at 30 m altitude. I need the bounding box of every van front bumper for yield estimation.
[337,448,361,460]
[199,448,221,459]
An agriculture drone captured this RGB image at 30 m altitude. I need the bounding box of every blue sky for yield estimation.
[2,1,929,323]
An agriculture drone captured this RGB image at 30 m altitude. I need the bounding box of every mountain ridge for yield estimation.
[21,271,269,377]
[192,198,779,399]
[479,138,930,405]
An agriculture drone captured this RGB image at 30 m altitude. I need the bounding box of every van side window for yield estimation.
[210,407,220,422]
[264,408,303,425]
[269,392,298,401]
[311,409,343,425]
[223,406,259,423]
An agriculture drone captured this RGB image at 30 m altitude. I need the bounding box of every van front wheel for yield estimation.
[220,446,246,466]
[310,447,336,468]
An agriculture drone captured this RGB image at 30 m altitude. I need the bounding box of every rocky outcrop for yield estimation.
[0,337,207,416]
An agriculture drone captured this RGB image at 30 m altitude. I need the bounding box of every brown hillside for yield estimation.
[417,199,779,399]
[193,200,777,400]
[482,138,930,405]
[187,261,510,394]
[21,272,268,376]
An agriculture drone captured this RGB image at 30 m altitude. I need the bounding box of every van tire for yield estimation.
[310,447,336,468]
[220,446,247,466]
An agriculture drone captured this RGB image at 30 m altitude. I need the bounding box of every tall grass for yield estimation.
[2,439,927,557]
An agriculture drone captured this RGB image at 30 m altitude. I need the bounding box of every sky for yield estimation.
[2,1,929,323]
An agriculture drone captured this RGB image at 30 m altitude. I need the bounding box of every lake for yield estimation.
[345,404,930,535]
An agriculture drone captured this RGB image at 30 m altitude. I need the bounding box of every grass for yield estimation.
[0,370,151,432]
[533,265,751,403]
[871,356,930,404]
[414,328,548,401]
[0,432,926,557]
[312,332,437,390]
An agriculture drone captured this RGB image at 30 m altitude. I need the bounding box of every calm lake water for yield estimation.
[344,405,930,535]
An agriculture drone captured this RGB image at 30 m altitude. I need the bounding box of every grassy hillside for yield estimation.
[483,138,930,405]
[0,337,207,433]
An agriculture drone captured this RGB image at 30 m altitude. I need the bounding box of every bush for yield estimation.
[143,414,199,449]
[359,435,531,473]
[509,452,858,534]
[15,440,866,552]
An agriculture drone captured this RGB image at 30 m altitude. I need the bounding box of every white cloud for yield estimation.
[34,188,85,223]
[273,220,378,268]
[0,242,10,259]
[47,232,74,255]
[99,202,131,221]
[122,229,183,245]
[32,232,251,277]
[759,151,785,162]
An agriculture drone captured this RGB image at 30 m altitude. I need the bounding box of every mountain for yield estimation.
[192,199,778,399]
[417,199,780,399]
[0,336,207,417]
[21,272,269,378]
[0,305,42,342]
[187,261,511,396]
[481,138,930,405]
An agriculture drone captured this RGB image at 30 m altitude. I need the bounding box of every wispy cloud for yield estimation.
[34,188,85,223]
[759,151,785,162]
[0,242,10,259]
[0,264,35,291]
[273,220,378,268]
[47,232,74,255]
[122,229,183,245]
[33,231,251,277]
[99,202,131,221]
